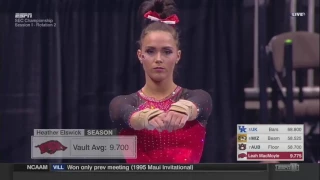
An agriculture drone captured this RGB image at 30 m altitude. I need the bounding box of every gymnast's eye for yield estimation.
[146,49,154,54]
[163,50,172,55]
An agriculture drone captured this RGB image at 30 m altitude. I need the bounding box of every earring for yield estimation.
[176,61,178,64]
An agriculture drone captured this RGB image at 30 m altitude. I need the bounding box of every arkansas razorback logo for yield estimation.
[238,153,247,158]
[35,140,67,154]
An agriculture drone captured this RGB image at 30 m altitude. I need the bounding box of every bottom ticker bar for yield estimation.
[14,163,267,172]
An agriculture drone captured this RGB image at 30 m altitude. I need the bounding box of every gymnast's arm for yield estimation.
[109,95,139,129]
[109,95,162,130]
[182,89,213,124]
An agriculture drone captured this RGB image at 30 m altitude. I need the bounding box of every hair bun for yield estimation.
[139,0,177,20]
[153,0,165,13]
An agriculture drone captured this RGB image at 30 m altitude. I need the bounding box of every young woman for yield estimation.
[109,0,212,163]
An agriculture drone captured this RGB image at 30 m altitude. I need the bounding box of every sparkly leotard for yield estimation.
[109,87,212,163]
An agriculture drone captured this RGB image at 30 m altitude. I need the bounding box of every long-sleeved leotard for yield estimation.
[109,86,212,163]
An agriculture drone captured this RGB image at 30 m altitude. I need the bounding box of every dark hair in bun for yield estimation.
[138,0,180,48]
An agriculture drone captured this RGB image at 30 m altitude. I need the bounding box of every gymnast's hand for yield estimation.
[148,113,166,132]
[163,111,188,132]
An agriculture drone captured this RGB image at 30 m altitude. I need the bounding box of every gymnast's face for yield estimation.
[138,31,181,82]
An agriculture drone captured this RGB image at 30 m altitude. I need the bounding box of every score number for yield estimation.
[287,127,302,132]
[287,145,302,149]
[109,144,130,151]
[287,136,302,140]
[290,153,303,159]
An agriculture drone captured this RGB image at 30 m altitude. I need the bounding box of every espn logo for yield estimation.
[291,12,306,17]
[15,13,32,18]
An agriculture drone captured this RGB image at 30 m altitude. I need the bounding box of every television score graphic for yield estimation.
[237,124,304,161]
[31,129,137,159]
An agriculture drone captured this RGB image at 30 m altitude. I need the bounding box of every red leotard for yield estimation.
[109,87,212,163]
